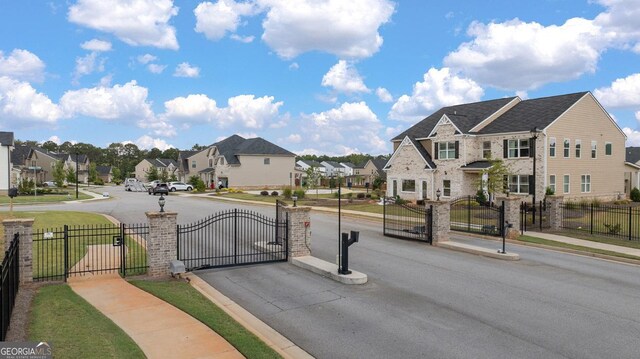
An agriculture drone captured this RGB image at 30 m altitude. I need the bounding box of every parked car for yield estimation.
[43,181,56,187]
[147,180,161,188]
[168,182,193,192]
[148,183,169,196]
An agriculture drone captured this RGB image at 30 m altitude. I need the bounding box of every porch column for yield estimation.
[496,197,520,239]
[281,206,311,259]
[2,218,34,283]
[546,195,564,231]
[146,211,178,278]
[425,200,450,243]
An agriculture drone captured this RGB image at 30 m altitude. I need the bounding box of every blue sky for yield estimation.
[1,0,639,154]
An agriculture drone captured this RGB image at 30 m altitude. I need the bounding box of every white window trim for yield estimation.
[591,140,597,159]
[581,174,591,193]
[442,179,451,197]
[549,174,556,193]
[401,179,416,193]
[563,174,570,194]
[563,138,570,158]
[575,139,581,159]
[438,141,456,160]
[482,141,491,159]
[549,137,556,158]
[508,174,530,194]
[508,139,530,159]
[605,142,612,156]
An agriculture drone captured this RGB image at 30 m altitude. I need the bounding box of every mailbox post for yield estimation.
[339,230,359,275]
[8,187,17,216]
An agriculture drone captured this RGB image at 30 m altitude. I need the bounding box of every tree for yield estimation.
[53,160,66,187]
[191,144,208,151]
[147,148,162,159]
[112,167,122,181]
[42,141,59,152]
[146,166,159,181]
[162,148,179,161]
[66,167,76,184]
[159,168,169,182]
[475,156,511,203]
[305,166,323,198]
[88,162,98,183]
[631,187,640,202]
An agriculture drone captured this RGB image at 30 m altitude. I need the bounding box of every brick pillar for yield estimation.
[425,200,450,243]
[547,195,564,230]
[145,211,178,278]
[2,218,34,284]
[497,197,520,239]
[282,206,311,259]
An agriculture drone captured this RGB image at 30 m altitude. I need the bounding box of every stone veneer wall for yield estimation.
[145,211,178,278]
[426,200,450,243]
[282,206,312,258]
[2,218,34,283]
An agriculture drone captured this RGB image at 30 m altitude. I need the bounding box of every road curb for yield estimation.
[437,241,520,260]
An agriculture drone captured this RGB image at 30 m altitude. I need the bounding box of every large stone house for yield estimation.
[0,132,13,193]
[177,149,210,183]
[385,92,627,201]
[134,158,178,181]
[625,147,640,196]
[205,135,296,189]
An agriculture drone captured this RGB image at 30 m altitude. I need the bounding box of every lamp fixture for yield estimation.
[159,193,166,212]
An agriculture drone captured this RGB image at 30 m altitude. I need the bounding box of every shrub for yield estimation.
[195,179,206,192]
[631,187,640,202]
[294,189,305,199]
[114,180,122,185]
[260,190,269,196]
[578,198,590,208]
[365,194,371,198]
[356,193,365,199]
[394,196,406,205]
[333,191,340,198]
[283,187,292,199]
[591,197,601,208]
[475,190,487,205]
[545,186,555,196]
[271,191,278,196]
[94,178,104,185]
[604,223,621,235]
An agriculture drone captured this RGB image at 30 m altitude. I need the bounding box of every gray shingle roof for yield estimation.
[213,135,295,165]
[478,92,588,134]
[96,166,112,175]
[323,161,343,168]
[10,145,30,165]
[626,147,640,164]
[341,162,357,168]
[408,136,436,169]
[299,160,323,168]
[392,97,517,141]
[460,160,492,169]
[0,132,14,146]
[178,150,199,159]
[154,158,177,167]
[371,157,388,171]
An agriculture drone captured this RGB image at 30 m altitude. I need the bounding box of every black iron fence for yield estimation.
[450,196,503,236]
[383,199,433,243]
[33,223,148,281]
[521,200,550,232]
[1,233,19,341]
[177,208,288,271]
[561,202,640,241]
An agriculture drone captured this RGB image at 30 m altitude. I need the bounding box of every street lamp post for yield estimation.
[530,127,540,224]
[32,160,37,198]
[75,152,79,199]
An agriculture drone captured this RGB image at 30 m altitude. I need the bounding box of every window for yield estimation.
[438,142,456,159]
[264,158,270,165]
[402,179,415,192]
[549,138,556,157]
[209,159,213,167]
[563,139,570,158]
[508,175,530,194]
[443,180,451,197]
[581,174,591,193]
[563,175,570,194]
[591,141,597,159]
[508,139,530,158]
[549,175,556,194]
[605,142,612,156]
[482,141,491,159]
[575,139,581,158]
[191,160,197,168]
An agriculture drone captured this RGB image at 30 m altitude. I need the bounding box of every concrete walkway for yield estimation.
[69,275,244,359]
[524,230,640,257]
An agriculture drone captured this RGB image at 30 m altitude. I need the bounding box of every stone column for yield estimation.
[2,218,34,283]
[282,206,311,259]
[546,195,564,230]
[145,211,178,278]
[425,200,450,244]
[496,197,520,239]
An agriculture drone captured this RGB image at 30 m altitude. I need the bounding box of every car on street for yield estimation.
[147,180,161,188]
[43,181,56,187]
[168,182,193,192]
[148,183,169,195]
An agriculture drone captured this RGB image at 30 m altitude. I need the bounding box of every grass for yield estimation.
[544,229,640,250]
[130,279,281,359]
[516,235,640,261]
[0,193,91,204]
[29,284,144,359]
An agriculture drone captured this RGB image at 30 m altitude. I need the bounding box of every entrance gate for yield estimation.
[450,196,504,236]
[383,198,433,243]
[177,202,289,271]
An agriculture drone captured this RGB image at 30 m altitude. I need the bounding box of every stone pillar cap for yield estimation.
[145,211,178,218]
[2,218,35,224]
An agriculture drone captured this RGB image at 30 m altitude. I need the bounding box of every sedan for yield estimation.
[148,183,169,195]
[168,182,193,192]
[43,181,56,187]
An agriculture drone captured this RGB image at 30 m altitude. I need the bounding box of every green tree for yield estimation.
[159,169,169,182]
[162,148,179,161]
[146,166,159,181]
[112,167,122,182]
[53,160,66,187]
[475,156,511,203]
[42,140,59,152]
[88,162,98,183]
[631,187,640,202]
[305,166,323,198]
[66,167,76,184]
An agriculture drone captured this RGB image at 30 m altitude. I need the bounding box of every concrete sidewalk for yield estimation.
[69,275,243,359]
[523,231,640,257]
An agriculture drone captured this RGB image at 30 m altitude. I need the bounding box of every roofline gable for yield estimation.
[384,136,433,171]
[468,97,521,132]
[427,114,462,138]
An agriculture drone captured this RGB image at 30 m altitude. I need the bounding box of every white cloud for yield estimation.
[594,73,640,108]
[147,64,167,74]
[288,62,299,70]
[594,0,640,52]
[230,34,255,43]
[60,80,154,121]
[194,0,259,41]
[130,135,174,151]
[376,87,392,102]
[0,76,62,127]
[301,101,387,154]
[68,0,179,50]
[174,62,200,77]
[285,133,302,143]
[321,60,370,94]
[47,135,61,145]
[0,49,46,82]
[636,111,640,121]
[260,0,395,59]
[80,39,112,52]
[137,54,157,64]
[163,94,219,123]
[623,127,640,146]
[73,52,106,82]
[389,67,484,122]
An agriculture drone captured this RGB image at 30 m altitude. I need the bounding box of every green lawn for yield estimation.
[130,279,281,359]
[516,235,640,261]
[29,284,144,359]
[0,193,91,204]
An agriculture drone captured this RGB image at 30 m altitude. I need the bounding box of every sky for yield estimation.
[1,0,640,155]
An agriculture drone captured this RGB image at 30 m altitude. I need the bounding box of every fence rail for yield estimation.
[450,196,503,237]
[383,199,432,243]
[561,203,640,241]
[0,234,20,341]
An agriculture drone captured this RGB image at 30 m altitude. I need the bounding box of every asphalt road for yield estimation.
[4,186,640,358]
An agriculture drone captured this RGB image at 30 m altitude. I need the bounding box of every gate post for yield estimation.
[546,195,563,230]
[2,218,34,283]
[282,206,311,259]
[497,197,520,239]
[145,211,178,278]
[425,200,450,244]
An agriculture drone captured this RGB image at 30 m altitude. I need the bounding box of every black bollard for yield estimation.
[339,231,359,275]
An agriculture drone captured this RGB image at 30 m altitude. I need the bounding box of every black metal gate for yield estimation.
[521,200,550,232]
[450,196,504,236]
[33,223,148,281]
[383,198,433,243]
[177,203,288,271]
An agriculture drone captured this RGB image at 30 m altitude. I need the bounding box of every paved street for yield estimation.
[4,187,640,358]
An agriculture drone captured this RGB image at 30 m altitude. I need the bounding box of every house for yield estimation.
[624,147,640,196]
[320,161,346,178]
[340,162,356,177]
[64,153,90,184]
[177,149,210,183]
[96,165,113,183]
[0,131,13,193]
[296,160,326,186]
[354,157,388,187]
[24,147,66,183]
[205,134,296,189]
[134,158,178,181]
[10,145,30,187]
[385,92,627,201]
